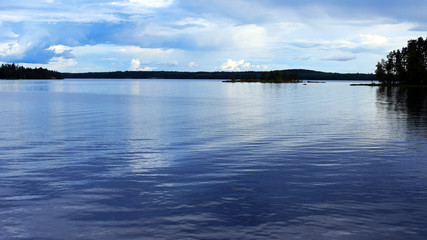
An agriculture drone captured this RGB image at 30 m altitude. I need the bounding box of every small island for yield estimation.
[0,63,63,80]
[223,70,301,83]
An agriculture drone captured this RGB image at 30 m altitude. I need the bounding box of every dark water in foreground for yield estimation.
[0,79,426,239]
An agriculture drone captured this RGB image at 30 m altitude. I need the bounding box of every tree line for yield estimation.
[376,37,427,84]
[0,63,377,81]
[63,69,375,80]
[0,63,63,79]
[259,70,299,82]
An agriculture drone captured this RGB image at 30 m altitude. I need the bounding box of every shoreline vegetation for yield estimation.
[352,37,427,88]
[0,64,63,80]
[223,79,302,83]
[62,69,376,81]
[375,37,427,86]
[223,70,302,83]
[0,64,376,81]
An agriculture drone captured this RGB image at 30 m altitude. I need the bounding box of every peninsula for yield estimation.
[353,37,427,87]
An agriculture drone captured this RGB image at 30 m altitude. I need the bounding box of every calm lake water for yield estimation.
[0,79,426,239]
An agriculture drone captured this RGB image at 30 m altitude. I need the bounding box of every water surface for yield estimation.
[0,79,426,239]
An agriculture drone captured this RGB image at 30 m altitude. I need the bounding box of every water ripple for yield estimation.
[1,80,427,239]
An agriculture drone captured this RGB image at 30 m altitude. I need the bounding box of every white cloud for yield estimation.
[138,17,268,51]
[111,0,173,8]
[130,58,156,71]
[20,56,77,72]
[220,59,251,71]
[130,0,172,8]
[194,23,268,50]
[219,59,269,71]
[46,45,72,54]
[47,57,77,70]
[188,61,198,67]
[0,41,30,57]
[357,34,388,45]
[130,58,141,70]
[29,44,182,72]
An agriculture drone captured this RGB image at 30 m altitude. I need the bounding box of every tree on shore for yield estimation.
[376,37,427,84]
[259,70,298,83]
[0,63,62,79]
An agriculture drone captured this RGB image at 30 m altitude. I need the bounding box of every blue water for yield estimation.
[0,79,426,239]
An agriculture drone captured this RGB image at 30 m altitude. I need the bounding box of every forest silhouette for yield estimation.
[0,64,62,79]
[376,37,427,85]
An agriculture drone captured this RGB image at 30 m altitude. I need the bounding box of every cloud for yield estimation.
[46,57,77,71]
[47,45,71,54]
[192,23,268,50]
[0,40,55,64]
[322,54,357,62]
[175,18,212,29]
[121,18,268,51]
[130,58,141,70]
[130,58,156,71]
[0,25,19,39]
[46,45,75,60]
[0,23,61,64]
[129,0,173,8]
[188,61,198,68]
[27,43,182,72]
[353,34,389,49]
[220,59,268,71]
[19,56,77,72]
[0,41,27,58]
[220,59,251,71]
[0,1,124,23]
[1,0,427,73]
[110,0,173,8]
[115,46,175,55]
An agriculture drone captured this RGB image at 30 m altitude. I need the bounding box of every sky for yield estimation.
[1,0,427,73]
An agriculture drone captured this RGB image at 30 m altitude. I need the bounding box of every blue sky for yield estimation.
[1,0,426,73]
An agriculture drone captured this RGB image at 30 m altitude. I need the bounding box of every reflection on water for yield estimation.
[377,86,427,138]
[0,80,427,239]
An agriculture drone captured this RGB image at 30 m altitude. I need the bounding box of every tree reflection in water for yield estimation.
[377,86,427,138]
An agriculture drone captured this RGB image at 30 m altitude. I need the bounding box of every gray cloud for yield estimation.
[322,55,357,62]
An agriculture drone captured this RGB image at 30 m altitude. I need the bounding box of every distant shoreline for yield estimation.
[223,79,302,83]
[62,69,376,81]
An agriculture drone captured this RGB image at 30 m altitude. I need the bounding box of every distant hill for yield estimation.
[286,69,376,80]
[62,69,376,81]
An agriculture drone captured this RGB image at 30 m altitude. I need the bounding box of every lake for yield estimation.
[0,79,426,239]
